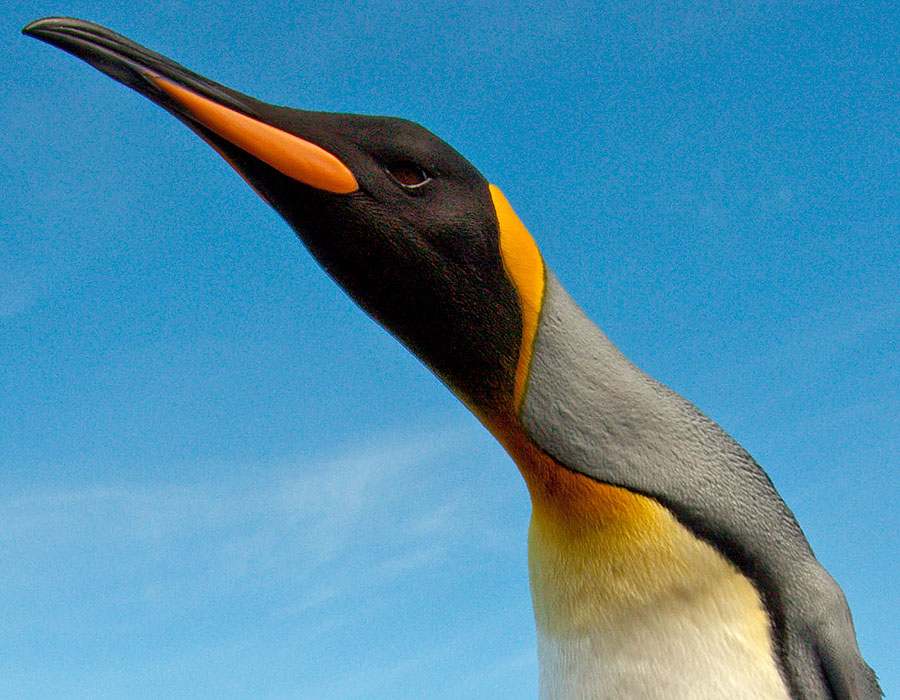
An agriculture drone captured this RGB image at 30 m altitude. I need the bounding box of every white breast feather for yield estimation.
[528,489,791,700]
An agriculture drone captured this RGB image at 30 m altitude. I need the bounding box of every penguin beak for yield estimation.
[22,17,359,195]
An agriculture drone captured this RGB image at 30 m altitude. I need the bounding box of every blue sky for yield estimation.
[2,1,898,698]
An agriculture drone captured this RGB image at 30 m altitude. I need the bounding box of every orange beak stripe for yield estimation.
[149,74,359,194]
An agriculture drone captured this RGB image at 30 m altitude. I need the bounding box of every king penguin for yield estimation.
[24,17,881,700]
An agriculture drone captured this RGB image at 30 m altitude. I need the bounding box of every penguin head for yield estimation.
[231,110,527,416]
[24,17,546,422]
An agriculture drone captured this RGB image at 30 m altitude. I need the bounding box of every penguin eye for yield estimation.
[385,160,431,189]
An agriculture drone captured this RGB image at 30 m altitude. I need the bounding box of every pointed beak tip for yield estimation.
[22,19,45,37]
[23,16,65,38]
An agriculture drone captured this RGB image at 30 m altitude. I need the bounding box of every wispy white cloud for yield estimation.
[0,418,534,699]
[0,418,521,613]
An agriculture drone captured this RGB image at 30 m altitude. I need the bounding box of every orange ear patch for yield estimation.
[489,185,545,412]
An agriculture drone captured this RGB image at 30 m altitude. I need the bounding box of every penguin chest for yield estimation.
[523,465,791,700]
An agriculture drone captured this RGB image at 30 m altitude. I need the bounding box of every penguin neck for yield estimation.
[486,420,784,700]
[487,272,790,700]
